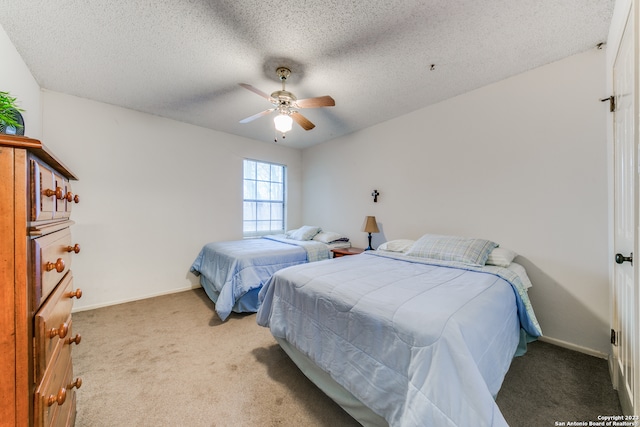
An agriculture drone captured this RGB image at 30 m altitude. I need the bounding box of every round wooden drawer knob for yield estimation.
[48,322,69,339]
[65,193,81,203]
[68,378,82,390]
[47,388,66,407]
[45,258,65,273]
[43,187,64,200]
[65,244,81,254]
[66,334,81,346]
[68,288,82,299]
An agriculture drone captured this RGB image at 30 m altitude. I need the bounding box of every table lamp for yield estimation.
[362,216,379,250]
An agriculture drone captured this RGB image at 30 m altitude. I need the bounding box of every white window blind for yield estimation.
[243,159,286,237]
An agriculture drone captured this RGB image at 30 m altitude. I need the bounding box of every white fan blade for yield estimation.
[239,83,272,101]
[239,108,275,123]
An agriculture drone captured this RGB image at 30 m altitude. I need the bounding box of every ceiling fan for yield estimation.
[239,67,335,136]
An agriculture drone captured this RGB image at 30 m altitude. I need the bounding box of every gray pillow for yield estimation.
[406,234,498,266]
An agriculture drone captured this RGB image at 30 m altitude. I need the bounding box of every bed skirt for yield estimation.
[199,275,261,314]
[274,337,388,427]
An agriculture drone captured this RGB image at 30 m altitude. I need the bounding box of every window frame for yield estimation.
[242,159,287,238]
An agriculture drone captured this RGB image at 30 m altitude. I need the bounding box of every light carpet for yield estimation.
[72,288,621,426]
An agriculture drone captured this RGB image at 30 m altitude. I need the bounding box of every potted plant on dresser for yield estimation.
[0,90,24,135]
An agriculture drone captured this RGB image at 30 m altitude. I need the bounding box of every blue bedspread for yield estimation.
[190,235,330,320]
[257,252,541,426]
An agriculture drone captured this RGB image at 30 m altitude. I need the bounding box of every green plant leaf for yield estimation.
[0,91,24,128]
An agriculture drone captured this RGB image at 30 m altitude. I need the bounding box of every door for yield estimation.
[612,0,638,415]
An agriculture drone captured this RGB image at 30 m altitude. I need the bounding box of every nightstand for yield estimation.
[331,247,365,258]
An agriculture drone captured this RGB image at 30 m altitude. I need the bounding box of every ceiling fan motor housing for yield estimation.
[271,90,296,104]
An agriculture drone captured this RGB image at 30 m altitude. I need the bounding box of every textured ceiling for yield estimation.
[0,0,615,149]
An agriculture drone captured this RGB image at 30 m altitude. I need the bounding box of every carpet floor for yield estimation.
[71,288,621,426]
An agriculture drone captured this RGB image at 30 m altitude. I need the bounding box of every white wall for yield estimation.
[302,49,610,356]
[2,23,304,312]
[2,20,612,355]
[40,91,303,311]
[0,24,42,139]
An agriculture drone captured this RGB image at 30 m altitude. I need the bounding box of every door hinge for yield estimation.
[611,328,618,346]
[601,96,615,112]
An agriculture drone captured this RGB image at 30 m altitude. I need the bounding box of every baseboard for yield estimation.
[71,284,202,313]
[609,355,618,390]
[538,335,609,360]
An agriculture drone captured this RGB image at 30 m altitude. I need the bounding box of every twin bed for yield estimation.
[256,234,541,426]
[189,226,350,320]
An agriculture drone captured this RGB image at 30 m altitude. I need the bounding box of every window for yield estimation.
[243,159,286,237]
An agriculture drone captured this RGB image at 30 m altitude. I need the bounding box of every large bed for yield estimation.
[189,227,350,321]
[256,234,541,426]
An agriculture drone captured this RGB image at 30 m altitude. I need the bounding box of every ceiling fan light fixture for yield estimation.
[274,113,293,133]
[239,67,334,136]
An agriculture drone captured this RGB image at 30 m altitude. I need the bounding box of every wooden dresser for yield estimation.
[0,135,83,427]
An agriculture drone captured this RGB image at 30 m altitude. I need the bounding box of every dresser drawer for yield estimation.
[34,343,80,427]
[53,172,70,220]
[34,273,82,382]
[31,157,79,222]
[53,391,76,427]
[60,178,78,217]
[32,228,80,307]
[31,157,58,221]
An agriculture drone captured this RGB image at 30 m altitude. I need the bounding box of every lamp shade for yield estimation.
[362,216,379,233]
[274,113,293,133]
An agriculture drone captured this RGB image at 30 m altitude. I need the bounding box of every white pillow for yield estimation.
[377,239,415,253]
[486,247,518,267]
[287,225,322,241]
[507,262,533,289]
[313,231,348,244]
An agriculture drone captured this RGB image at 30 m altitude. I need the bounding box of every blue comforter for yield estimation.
[190,235,330,320]
[257,251,541,427]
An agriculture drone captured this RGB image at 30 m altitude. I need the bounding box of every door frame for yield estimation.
[608,0,640,416]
